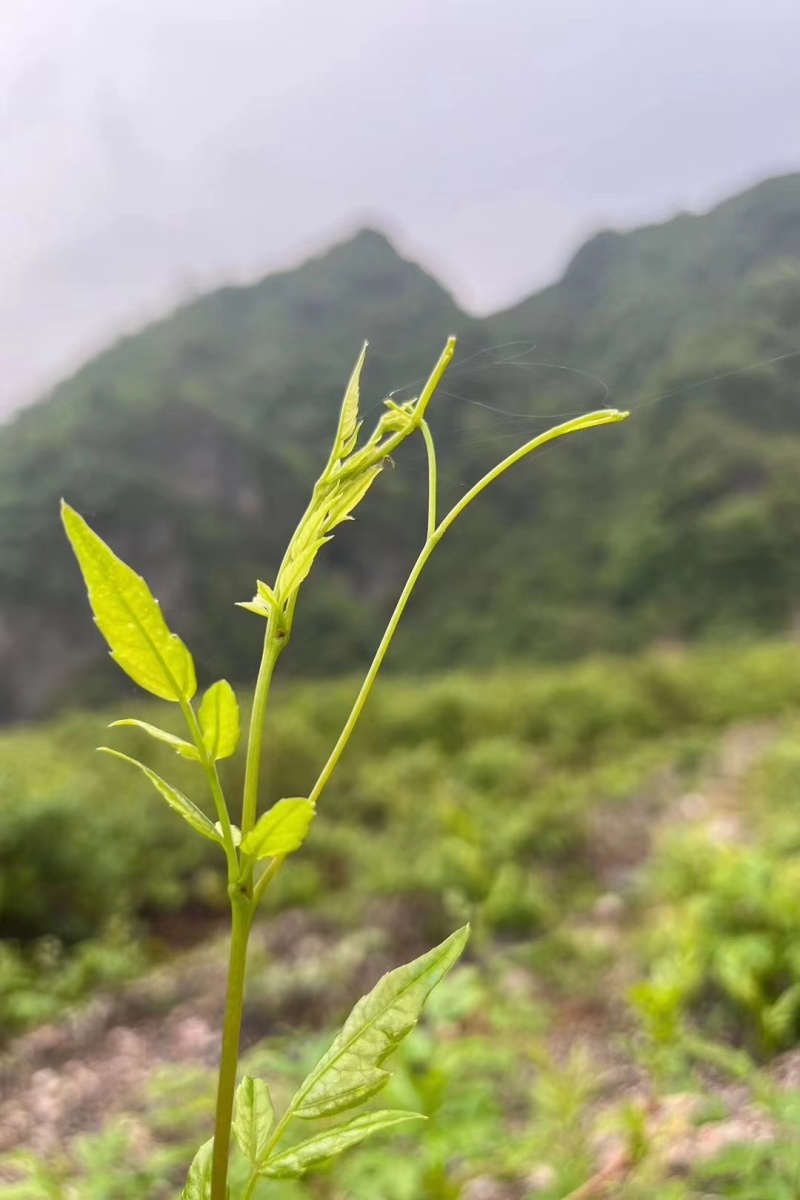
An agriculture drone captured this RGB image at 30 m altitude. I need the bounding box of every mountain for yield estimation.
[2,177,800,717]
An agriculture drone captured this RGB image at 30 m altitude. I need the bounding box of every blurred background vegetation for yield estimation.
[6,639,800,1196]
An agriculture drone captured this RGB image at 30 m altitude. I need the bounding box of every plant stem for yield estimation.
[308,407,626,806]
[412,336,456,423]
[241,628,284,839]
[241,1088,301,1200]
[252,853,285,907]
[307,537,434,806]
[420,419,437,538]
[207,626,287,1200]
[379,336,455,454]
[180,698,239,882]
[211,893,253,1200]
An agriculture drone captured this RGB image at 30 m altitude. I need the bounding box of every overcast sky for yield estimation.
[2,0,800,414]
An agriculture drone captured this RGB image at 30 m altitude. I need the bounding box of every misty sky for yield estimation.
[3,0,800,414]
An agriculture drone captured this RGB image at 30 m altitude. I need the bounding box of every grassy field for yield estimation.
[5,641,800,1195]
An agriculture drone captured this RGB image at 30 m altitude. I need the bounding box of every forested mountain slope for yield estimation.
[2,176,800,716]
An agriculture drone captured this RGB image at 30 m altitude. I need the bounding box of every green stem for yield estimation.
[412,336,456,423]
[252,853,285,908]
[434,407,627,536]
[420,419,437,538]
[308,407,626,806]
[245,1102,295,1196]
[180,699,238,882]
[332,336,457,482]
[307,536,433,806]
[241,629,284,839]
[211,894,253,1200]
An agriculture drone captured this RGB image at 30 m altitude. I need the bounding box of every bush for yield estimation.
[4,639,800,1034]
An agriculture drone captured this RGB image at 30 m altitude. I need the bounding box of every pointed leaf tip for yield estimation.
[260,1110,424,1179]
[334,342,368,463]
[99,747,223,845]
[289,925,469,1119]
[109,718,199,759]
[61,503,196,702]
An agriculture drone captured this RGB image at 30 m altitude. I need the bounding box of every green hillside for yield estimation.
[2,177,800,716]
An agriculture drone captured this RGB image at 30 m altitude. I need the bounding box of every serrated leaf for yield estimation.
[180,1138,213,1200]
[331,343,367,465]
[61,501,196,702]
[260,1110,423,1179]
[199,680,240,761]
[233,1076,274,1165]
[240,798,315,860]
[290,926,468,1119]
[326,465,383,531]
[279,535,331,600]
[100,748,223,844]
[292,506,327,556]
[110,719,199,759]
[340,418,362,459]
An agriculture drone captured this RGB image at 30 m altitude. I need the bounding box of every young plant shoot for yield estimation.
[61,336,628,1199]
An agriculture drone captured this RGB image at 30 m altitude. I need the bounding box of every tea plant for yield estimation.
[61,336,627,1199]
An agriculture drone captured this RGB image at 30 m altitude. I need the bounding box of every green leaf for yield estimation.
[331,342,367,466]
[235,599,270,618]
[216,822,242,847]
[290,926,469,1119]
[99,748,223,844]
[278,535,332,600]
[61,501,196,702]
[256,580,279,608]
[326,465,383,531]
[260,1110,423,1179]
[232,1076,274,1166]
[236,581,286,622]
[180,1138,213,1200]
[240,798,315,860]
[109,719,199,759]
[199,680,240,760]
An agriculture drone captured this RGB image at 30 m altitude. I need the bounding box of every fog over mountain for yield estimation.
[3,0,800,413]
